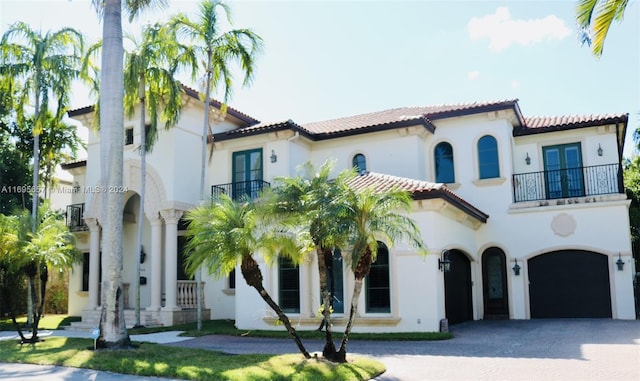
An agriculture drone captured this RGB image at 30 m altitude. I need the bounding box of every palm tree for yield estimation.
[0,21,84,325]
[270,161,355,360]
[335,185,427,362]
[89,0,167,349]
[0,206,80,343]
[170,0,262,200]
[183,194,312,358]
[576,0,629,57]
[170,0,262,330]
[123,21,195,328]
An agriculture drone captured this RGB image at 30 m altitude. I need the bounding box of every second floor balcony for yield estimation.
[66,203,88,231]
[512,163,624,203]
[211,180,271,201]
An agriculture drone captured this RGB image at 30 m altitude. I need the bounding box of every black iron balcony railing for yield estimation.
[211,180,270,201]
[66,203,88,231]
[512,163,623,203]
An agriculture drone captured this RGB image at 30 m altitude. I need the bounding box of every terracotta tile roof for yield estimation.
[516,113,628,135]
[213,99,522,141]
[211,119,315,142]
[60,159,87,169]
[67,84,260,127]
[346,172,489,223]
[179,84,260,126]
[302,99,520,136]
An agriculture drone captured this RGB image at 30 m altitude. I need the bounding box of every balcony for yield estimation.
[66,203,88,231]
[512,163,623,203]
[211,180,270,201]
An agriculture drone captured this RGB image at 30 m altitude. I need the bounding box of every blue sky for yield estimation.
[1,0,638,155]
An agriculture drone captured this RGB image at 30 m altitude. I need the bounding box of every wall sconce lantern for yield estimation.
[270,149,278,163]
[616,253,625,271]
[525,152,531,165]
[140,247,146,264]
[512,258,521,276]
[597,144,603,157]
[438,250,451,272]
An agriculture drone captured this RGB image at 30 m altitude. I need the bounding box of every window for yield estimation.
[232,149,263,200]
[82,252,90,292]
[279,257,300,313]
[435,142,454,183]
[228,268,236,289]
[352,154,367,174]
[125,128,134,145]
[478,135,500,179]
[366,243,390,313]
[323,249,344,314]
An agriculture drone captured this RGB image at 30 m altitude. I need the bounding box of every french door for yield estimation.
[543,143,584,199]
[232,149,263,200]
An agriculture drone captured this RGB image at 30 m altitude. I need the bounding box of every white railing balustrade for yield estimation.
[177,280,205,309]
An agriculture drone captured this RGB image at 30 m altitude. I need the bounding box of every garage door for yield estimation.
[528,250,612,318]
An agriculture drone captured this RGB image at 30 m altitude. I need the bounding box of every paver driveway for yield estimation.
[169,319,640,381]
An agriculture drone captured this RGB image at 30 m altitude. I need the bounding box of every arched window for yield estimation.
[478,135,499,179]
[366,242,390,313]
[435,142,455,183]
[352,154,366,174]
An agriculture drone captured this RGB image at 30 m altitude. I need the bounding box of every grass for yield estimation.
[130,319,454,341]
[0,316,450,380]
[0,337,385,381]
[0,314,81,331]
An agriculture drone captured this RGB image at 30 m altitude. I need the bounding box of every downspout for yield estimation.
[616,121,626,194]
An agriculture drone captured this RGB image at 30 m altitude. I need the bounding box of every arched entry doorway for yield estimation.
[528,250,612,318]
[482,248,509,319]
[444,249,473,324]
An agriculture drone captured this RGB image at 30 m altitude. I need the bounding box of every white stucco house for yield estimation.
[63,88,636,332]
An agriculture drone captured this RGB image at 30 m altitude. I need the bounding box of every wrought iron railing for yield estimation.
[211,180,270,201]
[66,203,88,231]
[512,163,623,203]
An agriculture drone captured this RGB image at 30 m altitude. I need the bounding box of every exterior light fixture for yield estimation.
[512,258,521,276]
[438,250,451,272]
[525,152,531,165]
[270,150,277,163]
[597,144,603,157]
[616,253,624,271]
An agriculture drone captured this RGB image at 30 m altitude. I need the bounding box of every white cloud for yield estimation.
[468,7,571,51]
[511,80,521,89]
[468,70,480,80]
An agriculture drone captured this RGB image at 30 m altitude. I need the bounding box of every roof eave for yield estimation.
[412,189,489,223]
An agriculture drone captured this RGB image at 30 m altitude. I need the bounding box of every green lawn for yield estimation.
[0,314,80,331]
[0,316,450,380]
[0,337,385,381]
[130,319,454,341]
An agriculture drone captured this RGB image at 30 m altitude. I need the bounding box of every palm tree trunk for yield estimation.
[134,76,146,328]
[336,246,373,363]
[317,246,337,360]
[98,0,130,349]
[240,255,311,359]
[27,87,41,328]
[336,277,363,363]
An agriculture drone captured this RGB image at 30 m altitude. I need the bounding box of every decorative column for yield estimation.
[85,218,101,309]
[146,216,163,311]
[160,209,183,311]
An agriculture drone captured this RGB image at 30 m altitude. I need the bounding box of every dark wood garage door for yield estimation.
[528,250,612,318]
[444,250,473,324]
